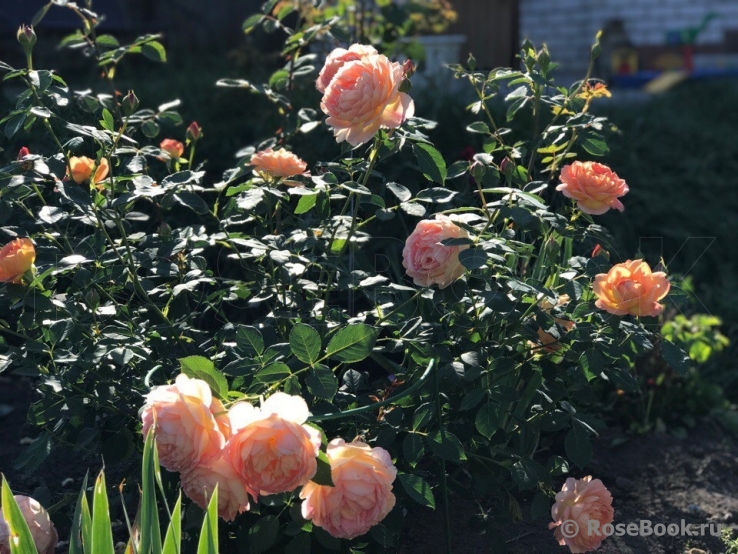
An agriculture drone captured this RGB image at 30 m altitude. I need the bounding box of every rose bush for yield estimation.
[0,1,693,552]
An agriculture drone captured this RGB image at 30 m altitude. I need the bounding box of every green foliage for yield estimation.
[0,2,696,553]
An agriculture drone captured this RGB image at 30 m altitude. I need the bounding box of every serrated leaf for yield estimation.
[141,41,167,62]
[325,324,378,363]
[578,349,603,381]
[565,424,592,469]
[475,402,500,439]
[178,356,228,398]
[398,473,435,509]
[235,325,264,356]
[248,515,279,554]
[661,340,690,375]
[581,136,608,156]
[312,450,334,487]
[511,459,545,490]
[426,430,466,462]
[402,433,425,466]
[386,182,412,202]
[305,366,338,400]
[413,143,447,183]
[458,248,487,270]
[295,193,317,214]
[290,323,321,365]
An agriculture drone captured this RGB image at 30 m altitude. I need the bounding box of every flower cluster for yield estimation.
[141,375,397,538]
[0,495,58,554]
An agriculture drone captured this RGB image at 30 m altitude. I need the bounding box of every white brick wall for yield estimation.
[520,0,738,76]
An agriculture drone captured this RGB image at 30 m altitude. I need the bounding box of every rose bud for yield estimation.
[159,139,184,161]
[121,90,139,116]
[17,25,36,50]
[186,122,202,142]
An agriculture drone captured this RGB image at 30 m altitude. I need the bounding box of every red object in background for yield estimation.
[592,244,603,257]
[17,146,30,160]
[460,146,475,161]
[682,45,694,71]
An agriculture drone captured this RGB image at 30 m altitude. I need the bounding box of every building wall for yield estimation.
[520,0,738,77]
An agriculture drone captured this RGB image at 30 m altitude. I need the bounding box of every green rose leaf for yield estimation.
[290,323,322,365]
[325,324,378,363]
[413,143,447,183]
[179,356,228,399]
[398,473,436,509]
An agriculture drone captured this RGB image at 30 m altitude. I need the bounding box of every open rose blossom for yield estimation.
[316,44,378,93]
[549,476,614,553]
[250,148,308,181]
[0,238,35,284]
[0,495,58,554]
[160,139,184,160]
[300,438,397,540]
[320,47,414,146]
[180,455,253,522]
[225,392,321,497]
[141,374,230,473]
[593,259,670,317]
[556,161,628,215]
[402,214,469,289]
[67,156,109,184]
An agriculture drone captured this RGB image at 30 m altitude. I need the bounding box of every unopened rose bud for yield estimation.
[17,25,37,51]
[158,222,172,238]
[500,157,512,174]
[402,59,415,78]
[591,244,610,260]
[121,90,139,116]
[470,161,486,181]
[186,121,202,142]
[17,146,33,171]
[85,289,100,307]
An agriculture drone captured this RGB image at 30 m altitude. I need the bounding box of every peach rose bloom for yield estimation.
[556,161,628,215]
[225,393,321,497]
[320,50,414,146]
[180,455,253,522]
[316,44,379,94]
[250,148,308,180]
[68,156,109,184]
[549,476,614,553]
[0,495,58,554]
[402,214,469,289]
[0,238,35,283]
[593,259,670,317]
[141,374,231,473]
[300,438,397,540]
[160,139,184,160]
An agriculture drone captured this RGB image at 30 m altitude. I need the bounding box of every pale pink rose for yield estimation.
[556,161,628,215]
[316,44,379,93]
[141,374,231,473]
[402,214,470,289]
[300,438,397,540]
[592,259,670,317]
[0,495,58,554]
[180,455,253,522]
[320,51,415,146]
[225,393,321,497]
[250,148,309,181]
[549,476,614,553]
